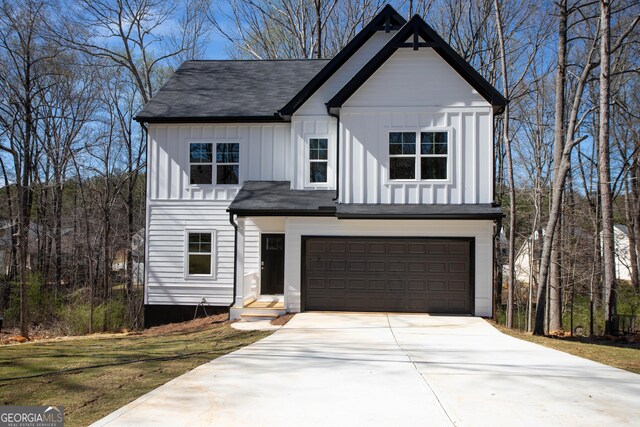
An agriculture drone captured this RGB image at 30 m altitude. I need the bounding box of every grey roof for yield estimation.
[335,203,504,219]
[136,60,330,122]
[614,224,629,235]
[229,181,503,219]
[228,181,336,216]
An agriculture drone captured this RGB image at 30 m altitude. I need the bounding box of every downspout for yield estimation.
[140,121,149,313]
[229,212,238,309]
[493,216,503,320]
[328,111,340,202]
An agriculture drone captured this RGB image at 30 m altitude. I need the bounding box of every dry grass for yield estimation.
[0,317,271,426]
[492,322,640,374]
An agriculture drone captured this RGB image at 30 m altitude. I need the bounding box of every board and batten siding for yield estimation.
[290,117,337,189]
[336,47,494,204]
[284,218,494,316]
[339,108,492,204]
[147,123,293,201]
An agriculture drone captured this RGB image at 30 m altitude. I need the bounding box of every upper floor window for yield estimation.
[189,142,239,185]
[216,143,239,184]
[309,138,328,183]
[190,143,212,184]
[389,131,448,181]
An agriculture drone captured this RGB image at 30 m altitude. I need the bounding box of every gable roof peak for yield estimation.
[278,4,406,117]
[326,12,507,114]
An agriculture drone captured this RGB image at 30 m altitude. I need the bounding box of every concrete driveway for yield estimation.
[93,313,640,427]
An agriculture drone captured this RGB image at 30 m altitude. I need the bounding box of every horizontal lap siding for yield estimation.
[146,202,235,305]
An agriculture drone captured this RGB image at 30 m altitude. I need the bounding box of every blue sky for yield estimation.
[204,2,234,59]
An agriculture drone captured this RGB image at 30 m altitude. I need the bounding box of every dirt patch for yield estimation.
[143,313,229,336]
[271,313,295,326]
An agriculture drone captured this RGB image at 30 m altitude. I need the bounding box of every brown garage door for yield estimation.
[303,237,473,314]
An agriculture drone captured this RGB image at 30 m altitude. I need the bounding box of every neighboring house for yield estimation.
[112,228,145,286]
[0,222,75,279]
[509,224,633,285]
[601,224,633,282]
[135,5,506,326]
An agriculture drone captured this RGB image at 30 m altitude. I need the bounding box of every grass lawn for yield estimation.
[0,318,271,426]
[492,323,640,374]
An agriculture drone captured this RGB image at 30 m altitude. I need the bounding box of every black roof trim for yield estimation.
[326,15,507,113]
[336,203,504,220]
[278,5,406,117]
[231,209,336,217]
[135,115,285,124]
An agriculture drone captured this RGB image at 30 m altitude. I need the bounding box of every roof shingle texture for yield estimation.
[136,60,330,120]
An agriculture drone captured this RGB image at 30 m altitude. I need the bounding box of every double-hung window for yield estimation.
[186,232,214,276]
[308,138,328,183]
[389,131,448,180]
[216,143,239,184]
[189,142,239,185]
[190,143,213,184]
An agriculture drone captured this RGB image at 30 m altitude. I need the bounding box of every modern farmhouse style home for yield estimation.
[136,5,506,326]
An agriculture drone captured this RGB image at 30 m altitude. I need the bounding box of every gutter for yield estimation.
[493,216,503,320]
[140,121,149,309]
[328,111,340,202]
[228,212,239,309]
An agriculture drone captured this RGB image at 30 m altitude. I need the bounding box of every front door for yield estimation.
[261,234,285,294]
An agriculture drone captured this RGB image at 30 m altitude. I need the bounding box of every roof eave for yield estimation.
[134,114,287,124]
[336,213,505,220]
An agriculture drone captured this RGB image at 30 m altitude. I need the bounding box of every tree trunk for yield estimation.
[493,0,515,329]
[599,0,616,335]
[548,0,567,333]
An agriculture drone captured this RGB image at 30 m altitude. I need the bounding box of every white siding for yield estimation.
[295,31,396,116]
[344,48,488,108]
[339,108,493,204]
[290,117,337,189]
[148,123,292,201]
[283,218,494,316]
[146,201,235,305]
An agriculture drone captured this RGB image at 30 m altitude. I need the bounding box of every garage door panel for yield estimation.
[304,237,472,314]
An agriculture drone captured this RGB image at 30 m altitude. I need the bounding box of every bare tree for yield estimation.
[0,0,63,338]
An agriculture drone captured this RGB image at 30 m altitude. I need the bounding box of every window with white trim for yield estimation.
[216,143,239,184]
[189,142,239,185]
[308,138,328,183]
[388,131,448,180]
[187,232,213,276]
[189,143,213,184]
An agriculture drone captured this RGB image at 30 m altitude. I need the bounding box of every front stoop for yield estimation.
[230,297,286,321]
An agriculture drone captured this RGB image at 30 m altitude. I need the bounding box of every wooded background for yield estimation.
[0,0,638,338]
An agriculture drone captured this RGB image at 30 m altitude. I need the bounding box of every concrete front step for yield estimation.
[240,312,280,322]
[231,305,286,321]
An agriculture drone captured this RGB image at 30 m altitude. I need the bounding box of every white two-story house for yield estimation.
[136,5,506,326]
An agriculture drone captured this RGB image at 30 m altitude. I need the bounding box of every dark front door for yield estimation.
[261,234,285,294]
[303,237,473,314]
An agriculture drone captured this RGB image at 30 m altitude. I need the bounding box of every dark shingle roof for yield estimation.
[228,181,336,216]
[136,60,330,122]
